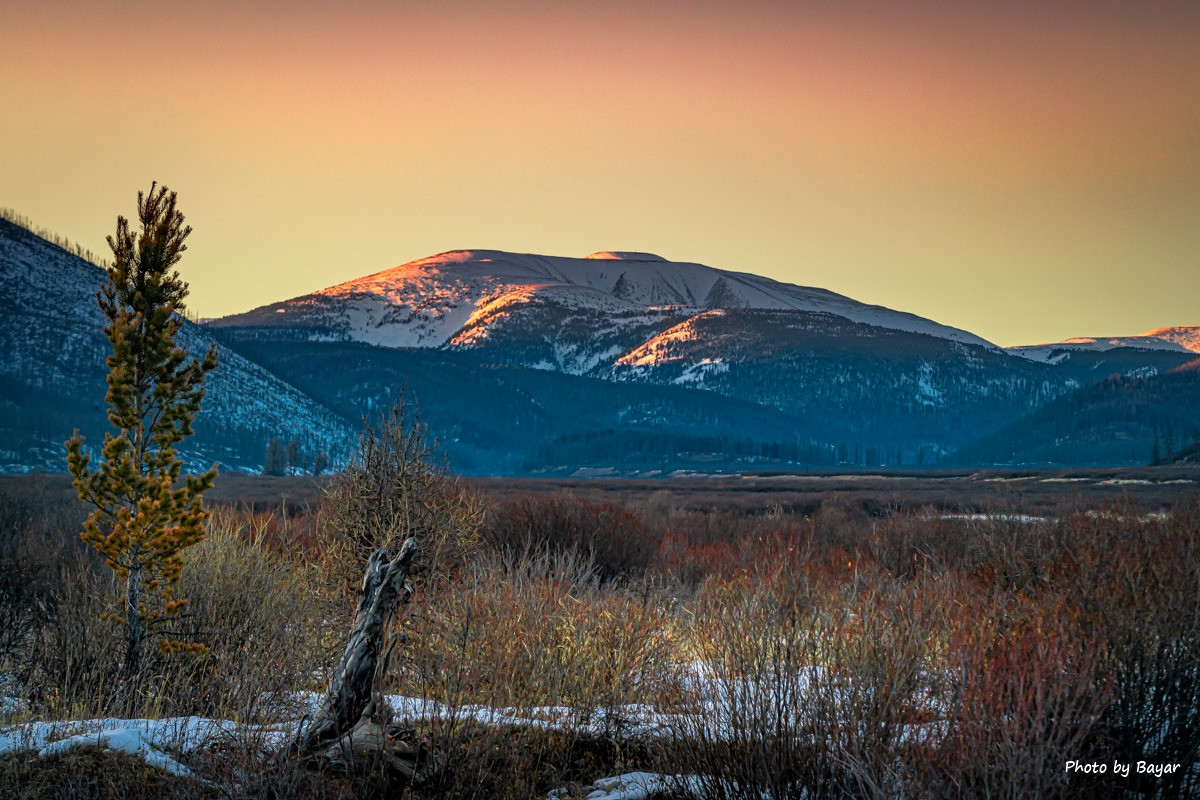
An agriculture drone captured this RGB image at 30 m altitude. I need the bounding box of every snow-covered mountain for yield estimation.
[9,220,1194,473]
[213,249,997,366]
[0,218,354,472]
[1147,326,1200,353]
[1009,326,1200,364]
[210,247,1200,469]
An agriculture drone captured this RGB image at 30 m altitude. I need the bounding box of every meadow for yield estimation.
[1,467,1198,799]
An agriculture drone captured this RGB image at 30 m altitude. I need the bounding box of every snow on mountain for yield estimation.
[1139,326,1200,353]
[606,307,1064,448]
[0,218,354,472]
[616,311,729,369]
[1008,327,1199,364]
[445,282,683,374]
[214,249,997,353]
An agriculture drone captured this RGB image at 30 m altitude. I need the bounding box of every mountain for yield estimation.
[951,358,1200,466]
[205,337,839,474]
[1009,326,1200,365]
[8,220,1192,474]
[213,248,1200,468]
[0,218,354,472]
[212,249,997,358]
[210,249,1088,467]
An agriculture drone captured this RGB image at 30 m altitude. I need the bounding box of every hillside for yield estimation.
[1009,325,1200,364]
[208,336,838,474]
[0,218,355,472]
[212,246,1197,468]
[951,359,1200,466]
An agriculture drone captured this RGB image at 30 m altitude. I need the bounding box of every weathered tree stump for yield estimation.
[294,537,437,782]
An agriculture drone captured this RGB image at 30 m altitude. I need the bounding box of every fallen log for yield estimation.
[293,537,436,782]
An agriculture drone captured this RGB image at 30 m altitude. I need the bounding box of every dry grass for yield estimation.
[2,473,1198,798]
[0,749,217,800]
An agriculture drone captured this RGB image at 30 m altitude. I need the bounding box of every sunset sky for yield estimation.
[3,0,1198,347]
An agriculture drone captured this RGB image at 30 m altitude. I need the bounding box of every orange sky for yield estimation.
[3,0,1198,346]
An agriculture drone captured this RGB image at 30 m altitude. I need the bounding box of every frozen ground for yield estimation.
[0,663,923,798]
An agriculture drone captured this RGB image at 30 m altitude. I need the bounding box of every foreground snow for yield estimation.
[0,701,701,796]
[0,715,274,779]
[552,771,709,800]
[0,662,936,798]
[0,710,704,799]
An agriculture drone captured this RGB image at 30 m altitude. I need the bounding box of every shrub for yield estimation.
[667,568,943,800]
[483,493,658,582]
[17,508,326,722]
[319,399,480,600]
[916,594,1111,800]
[391,548,674,799]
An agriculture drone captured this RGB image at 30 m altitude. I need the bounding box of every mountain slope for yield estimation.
[10,222,1189,474]
[951,358,1200,466]
[1009,325,1200,364]
[208,337,830,474]
[0,218,354,472]
[605,308,1066,450]
[212,247,1198,468]
[212,249,997,358]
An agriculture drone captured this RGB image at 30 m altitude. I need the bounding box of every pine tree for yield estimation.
[286,439,302,475]
[264,436,287,476]
[65,183,217,683]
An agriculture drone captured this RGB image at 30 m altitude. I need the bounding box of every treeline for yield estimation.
[0,208,109,269]
[527,429,944,471]
[262,436,331,476]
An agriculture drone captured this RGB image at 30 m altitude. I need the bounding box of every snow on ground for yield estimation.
[550,771,709,800]
[0,709,712,798]
[0,696,25,715]
[933,512,1049,524]
[0,715,293,780]
[0,663,947,795]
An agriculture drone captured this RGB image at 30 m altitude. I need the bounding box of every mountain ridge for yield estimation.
[0,217,355,472]
[206,246,1197,470]
[212,248,998,354]
[5,215,1196,473]
[1008,325,1200,363]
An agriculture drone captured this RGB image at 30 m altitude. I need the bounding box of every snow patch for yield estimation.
[584,252,668,262]
[1008,329,1197,362]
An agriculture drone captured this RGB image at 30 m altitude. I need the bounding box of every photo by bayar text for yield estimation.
[1066,761,1182,778]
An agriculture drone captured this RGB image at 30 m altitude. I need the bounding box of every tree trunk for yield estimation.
[124,563,144,680]
[294,537,435,782]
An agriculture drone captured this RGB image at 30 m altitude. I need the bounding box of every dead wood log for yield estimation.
[308,720,437,784]
[294,537,435,781]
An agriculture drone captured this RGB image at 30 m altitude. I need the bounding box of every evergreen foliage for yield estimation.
[286,439,302,475]
[65,183,217,682]
[263,436,287,476]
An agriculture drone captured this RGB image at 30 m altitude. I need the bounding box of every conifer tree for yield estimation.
[264,436,287,476]
[286,439,302,475]
[66,183,217,681]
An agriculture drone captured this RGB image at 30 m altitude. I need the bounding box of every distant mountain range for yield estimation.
[3,221,1197,474]
[1008,327,1200,364]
